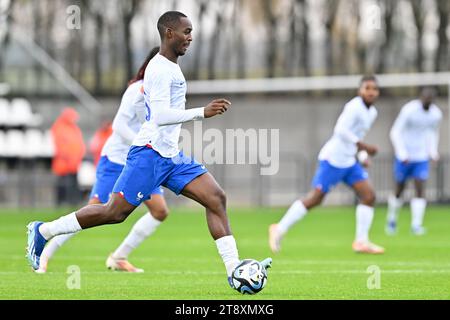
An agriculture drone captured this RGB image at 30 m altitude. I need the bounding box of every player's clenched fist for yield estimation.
[204,99,231,118]
[357,141,378,156]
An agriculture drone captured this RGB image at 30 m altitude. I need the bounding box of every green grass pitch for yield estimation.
[1,205,449,299]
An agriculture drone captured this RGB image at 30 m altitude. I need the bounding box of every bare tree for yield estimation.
[192,0,208,79]
[235,0,246,79]
[262,0,278,78]
[0,0,16,82]
[377,0,396,73]
[121,0,141,86]
[31,0,43,90]
[298,0,310,76]
[410,0,425,72]
[285,0,299,76]
[80,0,105,93]
[435,0,449,71]
[324,0,340,75]
[65,0,83,81]
[207,2,224,80]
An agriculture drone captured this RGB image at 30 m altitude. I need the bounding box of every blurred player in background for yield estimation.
[50,107,85,206]
[386,87,442,236]
[27,11,271,286]
[89,121,113,166]
[269,75,385,254]
[36,46,169,273]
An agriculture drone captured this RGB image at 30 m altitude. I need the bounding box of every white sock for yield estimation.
[355,204,374,242]
[277,200,308,236]
[387,195,403,223]
[411,198,427,228]
[39,212,82,240]
[40,232,78,262]
[112,213,161,259]
[215,235,240,276]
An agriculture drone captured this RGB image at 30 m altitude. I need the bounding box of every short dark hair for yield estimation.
[359,75,378,87]
[157,11,187,39]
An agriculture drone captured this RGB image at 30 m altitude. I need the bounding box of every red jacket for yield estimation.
[89,122,113,166]
[51,108,86,176]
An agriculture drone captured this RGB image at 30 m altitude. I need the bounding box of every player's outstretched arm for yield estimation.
[204,99,231,118]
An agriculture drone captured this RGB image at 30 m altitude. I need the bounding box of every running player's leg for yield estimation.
[269,160,339,253]
[26,147,153,270]
[36,197,103,273]
[180,172,242,280]
[108,188,169,272]
[386,158,408,234]
[410,161,429,235]
[352,179,384,254]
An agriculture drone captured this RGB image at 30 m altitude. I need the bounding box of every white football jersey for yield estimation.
[101,80,143,165]
[390,99,442,162]
[318,96,378,168]
[133,54,204,158]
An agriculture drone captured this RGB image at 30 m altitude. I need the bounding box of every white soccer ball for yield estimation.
[231,259,268,294]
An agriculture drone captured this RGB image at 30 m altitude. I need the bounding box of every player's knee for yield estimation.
[152,206,169,221]
[361,191,376,206]
[110,211,129,224]
[303,193,323,209]
[104,203,131,224]
[312,195,324,207]
[209,187,227,211]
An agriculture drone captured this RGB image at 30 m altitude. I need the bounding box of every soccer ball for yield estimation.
[231,259,268,294]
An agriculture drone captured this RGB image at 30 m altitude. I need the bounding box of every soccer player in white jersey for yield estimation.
[386,87,442,236]
[269,76,385,254]
[35,47,168,273]
[26,11,271,288]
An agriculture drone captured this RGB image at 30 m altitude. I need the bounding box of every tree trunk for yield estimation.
[0,0,15,82]
[32,0,43,91]
[262,0,277,78]
[192,0,207,80]
[235,0,246,79]
[285,0,298,76]
[299,0,310,76]
[377,0,395,73]
[435,0,449,71]
[207,11,223,80]
[122,0,140,86]
[324,0,340,75]
[410,0,424,72]
[93,12,103,94]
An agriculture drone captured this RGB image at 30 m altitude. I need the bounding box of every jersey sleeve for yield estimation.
[427,109,442,160]
[145,69,204,126]
[111,84,140,144]
[333,103,359,144]
[390,105,409,161]
[133,86,147,124]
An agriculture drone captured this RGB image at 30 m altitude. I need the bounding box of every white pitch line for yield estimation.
[6,255,450,268]
[2,269,450,276]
